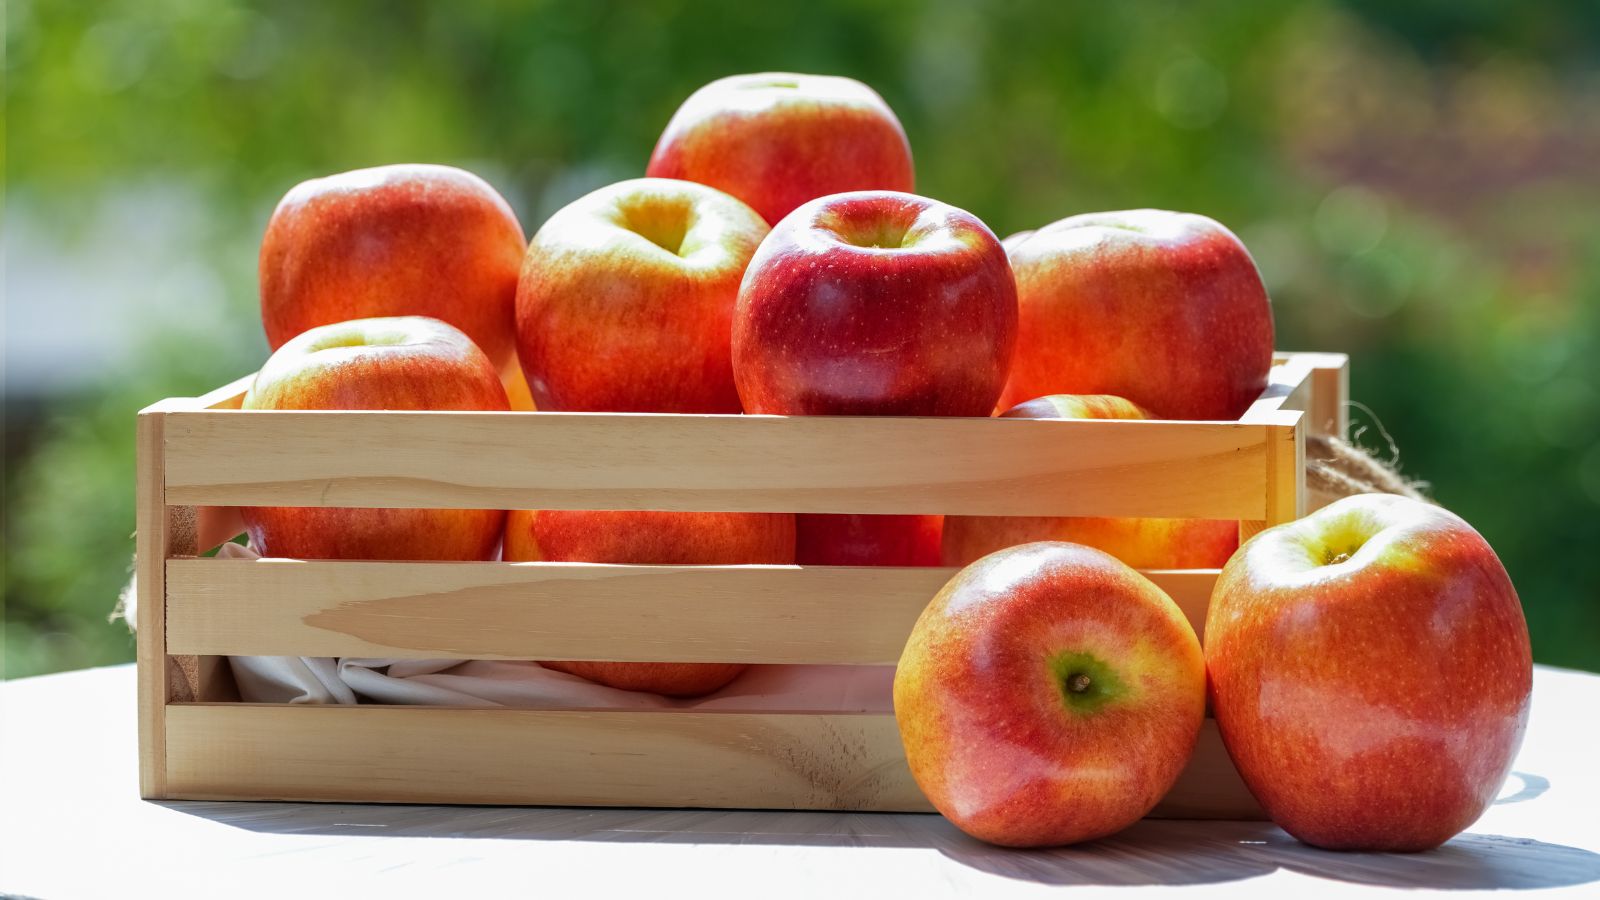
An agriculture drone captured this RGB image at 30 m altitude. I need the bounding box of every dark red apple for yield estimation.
[733,190,1017,417]
[795,514,943,567]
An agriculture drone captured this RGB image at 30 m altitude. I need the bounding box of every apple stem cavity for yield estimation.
[1067,673,1093,694]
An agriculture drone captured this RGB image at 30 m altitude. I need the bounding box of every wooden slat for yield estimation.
[135,409,169,799]
[162,704,1259,818]
[1309,353,1350,439]
[159,410,1281,519]
[165,559,1220,662]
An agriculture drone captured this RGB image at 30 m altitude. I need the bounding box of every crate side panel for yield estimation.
[165,705,931,812]
[165,560,1218,662]
[162,705,1259,818]
[160,411,1271,520]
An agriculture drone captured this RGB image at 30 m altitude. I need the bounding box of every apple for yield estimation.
[941,394,1239,569]
[503,509,796,697]
[895,541,1206,847]
[796,513,942,567]
[646,72,915,225]
[733,190,1017,417]
[1000,229,1036,255]
[996,209,1274,420]
[241,316,509,560]
[1206,494,1532,851]
[515,178,768,413]
[258,164,532,408]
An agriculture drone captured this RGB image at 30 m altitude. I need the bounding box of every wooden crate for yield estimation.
[136,352,1349,817]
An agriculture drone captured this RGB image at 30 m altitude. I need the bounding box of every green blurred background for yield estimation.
[4,0,1598,678]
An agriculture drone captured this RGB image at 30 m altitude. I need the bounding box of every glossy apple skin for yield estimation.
[997,210,1274,420]
[242,317,509,561]
[515,178,769,413]
[795,513,942,567]
[942,395,1239,569]
[1206,494,1532,852]
[646,73,915,226]
[503,509,796,697]
[734,191,1017,417]
[258,164,530,407]
[895,541,1206,847]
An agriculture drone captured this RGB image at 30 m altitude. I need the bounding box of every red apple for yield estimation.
[258,164,532,408]
[515,178,768,413]
[1206,494,1532,851]
[895,541,1206,847]
[242,317,509,560]
[734,190,1017,417]
[942,395,1239,569]
[997,210,1274,420]
[646,73,915,225]
[503,509,796,697]
[795,513,942,567]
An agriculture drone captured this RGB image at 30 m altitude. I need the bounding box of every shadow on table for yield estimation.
[166,778,1600,892]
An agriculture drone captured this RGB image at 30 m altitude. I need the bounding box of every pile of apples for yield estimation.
[243,73,1532,853]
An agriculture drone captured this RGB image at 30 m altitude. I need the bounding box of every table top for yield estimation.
[3,664,1598,899]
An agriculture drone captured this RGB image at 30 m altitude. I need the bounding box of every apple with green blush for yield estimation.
[894,541,1206,847]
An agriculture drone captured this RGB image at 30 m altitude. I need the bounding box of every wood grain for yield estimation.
[159,410,1284,519]
[165,559,1220,662]
[135,407,169,799]
[162,703,1259,817]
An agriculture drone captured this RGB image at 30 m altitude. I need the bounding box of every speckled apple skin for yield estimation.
[646,73,914,226]
[1206,494,1532,852]
[515,178,769,413]
[942,395,1239,569]
[503,509,796,697]
[734,191,1017,417]
[997,210,1274,420]
[259,164,525,372]
[241,317,509,562]
[795,513,943,567]
[894,542,1206,847]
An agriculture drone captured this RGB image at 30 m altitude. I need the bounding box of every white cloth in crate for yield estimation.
[218,542,895,712]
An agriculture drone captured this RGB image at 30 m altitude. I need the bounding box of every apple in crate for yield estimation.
[941,394,1238,569]
[895,542,1206,847]
[1206,494,1532,851]
[258,164,534,408]
[795,513,943,567]
[504,509,796,697]
[997,210,1274,420]
[647,73,915,225]
[242,317,509,561]
[735,190,1015,566]
[516,178,768,413]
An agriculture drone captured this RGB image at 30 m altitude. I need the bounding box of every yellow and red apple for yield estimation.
[258,164,533,409]
[241,316,510,561]
[895,541,1206,847]
[1206,493,1532,851]
[515,178,768,413]
[647,73,915,225]
[998,210,1274,420]
[941,394,1238,569]
[503,509,796,697]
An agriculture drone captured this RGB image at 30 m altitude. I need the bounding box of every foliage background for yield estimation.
[5,0,1598,677]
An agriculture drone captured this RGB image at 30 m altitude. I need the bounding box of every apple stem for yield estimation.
[1067,673,1092,694]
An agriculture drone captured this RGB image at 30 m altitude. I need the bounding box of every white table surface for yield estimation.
[2,664,1597,899]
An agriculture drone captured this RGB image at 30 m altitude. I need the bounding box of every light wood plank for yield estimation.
[162,703,1259,818]
[165,560,1220,662]
[160,410,1282,519]
[134,407,170,799]
[1309,353,1350,439]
